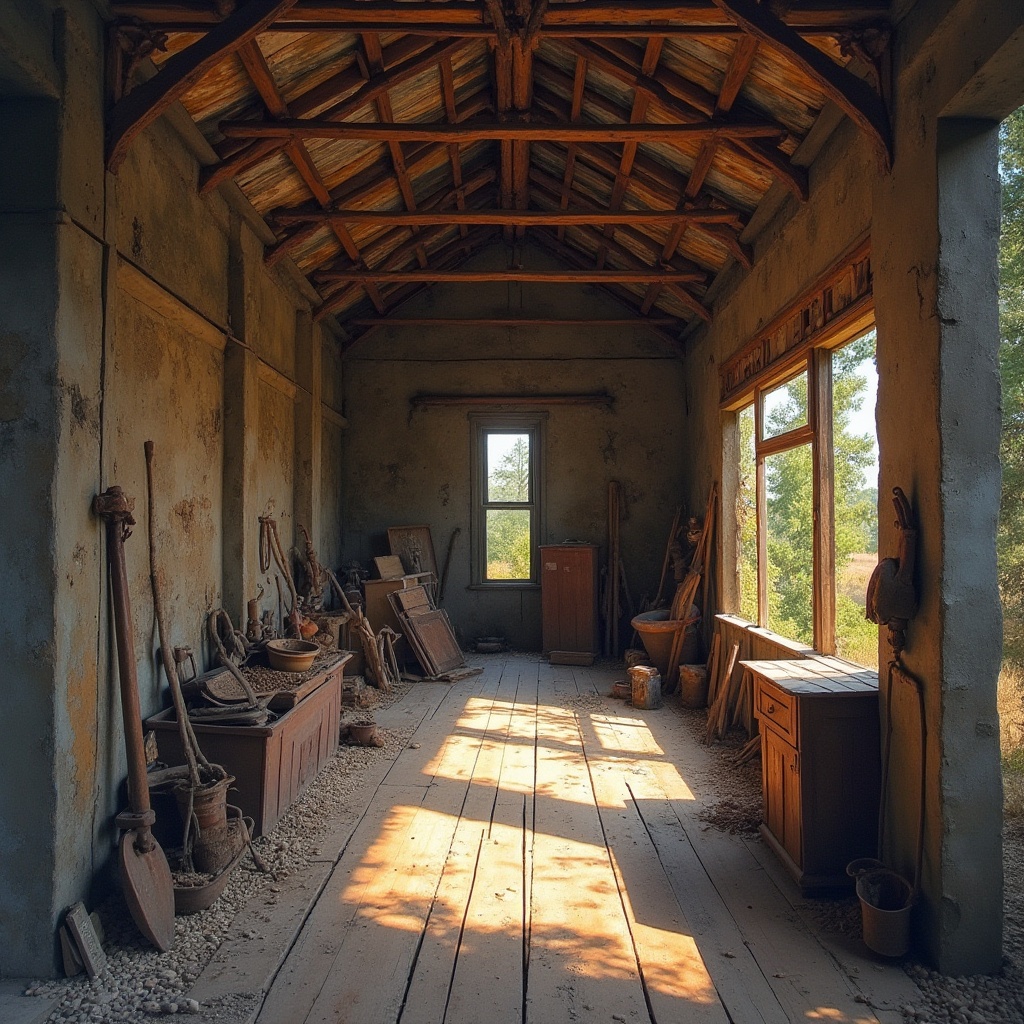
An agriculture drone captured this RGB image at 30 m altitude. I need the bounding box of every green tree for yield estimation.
[1000,107,1024,662]
[486,437,533,579]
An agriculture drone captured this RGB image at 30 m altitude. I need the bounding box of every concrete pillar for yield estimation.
[874,70,1004,976]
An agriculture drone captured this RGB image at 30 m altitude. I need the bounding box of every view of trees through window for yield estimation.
[485,432,533,580]
[737,332,879,666]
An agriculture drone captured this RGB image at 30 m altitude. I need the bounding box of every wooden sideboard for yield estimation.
[743,656,880,890]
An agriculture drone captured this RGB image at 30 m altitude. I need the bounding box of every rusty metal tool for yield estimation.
[94,486,175,953]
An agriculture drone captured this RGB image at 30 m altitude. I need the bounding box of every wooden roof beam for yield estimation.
[272,208,745,227]
[265,163,497,266]
[200,34,468,193]
[561,37,808,200]
[315,268,706,284]
[708,0,892,168]
[440,56,468,239]
[111,2,892,32]
[107,0,301,171]
[556,55,587,242]
[235,38,385,314]
[594,37,663,270]
[531,229,706,328]
[642,34,759,312]
[218,119,787,143]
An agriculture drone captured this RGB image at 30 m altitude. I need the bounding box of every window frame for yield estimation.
[469,414,545,588]
[732,320,876,655]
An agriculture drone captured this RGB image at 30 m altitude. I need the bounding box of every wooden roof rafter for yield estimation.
[105,0,895,337]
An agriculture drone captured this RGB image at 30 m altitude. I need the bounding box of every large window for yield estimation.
[736,330,879,666]
[471,417,542,585]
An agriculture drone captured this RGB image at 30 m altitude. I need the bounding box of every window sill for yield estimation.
[467,583,541,591]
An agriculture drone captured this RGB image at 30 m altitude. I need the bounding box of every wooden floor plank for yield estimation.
[526,662,650,1023]
[595,702,789,1024]
[300,670,509,1024]
[576,707,731,1024]
[400,662,523,1024]
[249,656,914,1024]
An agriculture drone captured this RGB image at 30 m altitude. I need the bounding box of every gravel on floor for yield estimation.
[23,683,413,1023]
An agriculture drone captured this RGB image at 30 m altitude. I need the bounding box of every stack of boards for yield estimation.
[388,585,466,678]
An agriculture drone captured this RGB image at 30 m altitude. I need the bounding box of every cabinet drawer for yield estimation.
[755,681,797,745]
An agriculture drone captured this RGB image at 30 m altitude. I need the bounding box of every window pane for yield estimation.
[761,369,808,440]
[737,405,758,622]
[486,509,532,580]
[487,432,530,502]
[833,330,879,668]
[765,443,814,645]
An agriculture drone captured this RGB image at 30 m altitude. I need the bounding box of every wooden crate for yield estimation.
[146,663,343,837]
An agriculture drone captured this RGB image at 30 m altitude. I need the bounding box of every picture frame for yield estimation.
[387,525,438,578]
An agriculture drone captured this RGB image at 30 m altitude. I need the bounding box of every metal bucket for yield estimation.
[855,868,914,957]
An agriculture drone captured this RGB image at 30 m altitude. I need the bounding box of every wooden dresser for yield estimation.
[540,544,599,657]
[743,656,880,890]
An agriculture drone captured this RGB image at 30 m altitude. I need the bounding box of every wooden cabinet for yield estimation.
[540,544,599,656]
[745,657,880,890]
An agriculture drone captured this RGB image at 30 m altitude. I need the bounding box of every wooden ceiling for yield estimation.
[106,1,892,348]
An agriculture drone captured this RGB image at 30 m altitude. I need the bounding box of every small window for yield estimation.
[472,418,543,585]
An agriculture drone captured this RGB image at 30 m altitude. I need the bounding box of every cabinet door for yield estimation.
[541,547,596,652]
[763,727,803,868]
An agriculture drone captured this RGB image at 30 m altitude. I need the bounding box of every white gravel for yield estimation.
[24,683,414,1023]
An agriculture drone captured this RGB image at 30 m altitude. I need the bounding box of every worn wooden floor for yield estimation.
[243,654,918,1024]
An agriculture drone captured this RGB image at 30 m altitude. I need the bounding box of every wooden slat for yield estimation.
[106,0,301,171]
[347,316,681,327]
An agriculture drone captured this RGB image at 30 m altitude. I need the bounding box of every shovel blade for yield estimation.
[119,829,175,952]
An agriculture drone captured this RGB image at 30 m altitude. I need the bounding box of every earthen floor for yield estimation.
[192,653,920,1024]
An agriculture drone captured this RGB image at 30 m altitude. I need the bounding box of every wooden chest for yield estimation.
[540,544,600,656]
[147,661,343,837]
[744,656,880,890]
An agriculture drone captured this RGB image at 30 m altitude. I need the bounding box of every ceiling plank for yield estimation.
[556,55,588,243]
[218,119,788,143]
[707,0,892,167]
[107,0,301,171]
[439,56,468,239]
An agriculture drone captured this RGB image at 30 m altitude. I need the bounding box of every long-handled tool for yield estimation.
[94,486,175,953]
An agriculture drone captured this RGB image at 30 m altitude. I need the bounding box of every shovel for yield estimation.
[95,486,175,953]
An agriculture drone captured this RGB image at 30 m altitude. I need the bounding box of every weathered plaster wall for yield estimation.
[342,243,687,650]
[0,1,344,976]
[684,0,1022,973]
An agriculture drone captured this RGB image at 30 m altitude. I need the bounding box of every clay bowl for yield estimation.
[611,680,632,700]
[266,638,319,673]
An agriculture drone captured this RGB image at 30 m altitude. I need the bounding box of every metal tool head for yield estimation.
[119,829,175,953]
